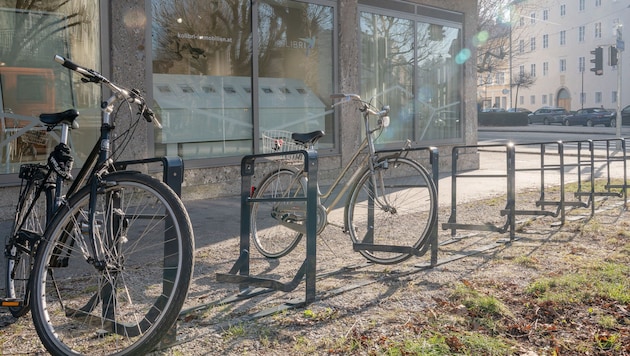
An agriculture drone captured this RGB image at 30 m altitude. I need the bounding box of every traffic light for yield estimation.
[590,47,603,75]
[610,46,618,66]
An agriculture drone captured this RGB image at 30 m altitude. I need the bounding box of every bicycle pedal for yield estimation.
[0,298,22,308]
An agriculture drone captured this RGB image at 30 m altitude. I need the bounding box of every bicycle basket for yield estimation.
[261,130,304,162]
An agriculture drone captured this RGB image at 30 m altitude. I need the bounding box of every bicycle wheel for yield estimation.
[5,164,53,318]
[345,156,437,265]
[251,168,306,258]
[30,171,194,356]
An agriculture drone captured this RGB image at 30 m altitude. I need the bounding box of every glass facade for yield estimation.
[0,0,466,176]
[360,4,463,145]
[0,1,101,174]
[151,0,334,161]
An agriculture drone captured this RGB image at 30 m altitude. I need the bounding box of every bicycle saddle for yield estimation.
[291,130,325,145]
[39,109,80,129]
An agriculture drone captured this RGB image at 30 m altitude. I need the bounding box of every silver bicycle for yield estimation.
[251,93,438,265]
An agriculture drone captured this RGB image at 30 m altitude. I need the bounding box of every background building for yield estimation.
[479,0,630,114]
[0,0,479,217]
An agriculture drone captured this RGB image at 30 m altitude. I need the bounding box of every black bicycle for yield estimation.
[3,55,194,355]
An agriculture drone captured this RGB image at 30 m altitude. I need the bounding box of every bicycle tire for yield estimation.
[251,168,306,258]
[30,171,194,355]
[5,165,54,318]
[345,156,437,265]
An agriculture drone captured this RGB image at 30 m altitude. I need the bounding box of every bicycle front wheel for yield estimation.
[5,164,53,318]
[345,156,437,265]
[251,168,305,258]
[30,172,194,356]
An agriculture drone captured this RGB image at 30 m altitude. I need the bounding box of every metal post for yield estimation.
[616,25,624,147]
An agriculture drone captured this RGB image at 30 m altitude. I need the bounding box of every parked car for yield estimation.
[562,107,615,127]
[620,105,630,126]
[527,107,570,125]
[506,107,532,114]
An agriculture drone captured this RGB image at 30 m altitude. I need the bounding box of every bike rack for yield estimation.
[442,138,628,241]
[216,149,319,306]
[0,156,184,309]
[374,146,440,266]
[115,156,184,196]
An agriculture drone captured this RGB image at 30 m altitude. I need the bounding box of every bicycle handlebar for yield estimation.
[330,93,390,118]
[54,55,162,129]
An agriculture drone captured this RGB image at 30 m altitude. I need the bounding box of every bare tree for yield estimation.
[511,71,536,109]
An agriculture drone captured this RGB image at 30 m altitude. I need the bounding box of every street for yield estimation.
[478,124,630,145]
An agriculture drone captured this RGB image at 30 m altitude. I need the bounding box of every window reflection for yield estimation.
[0,2,100,174]
[151,0,334,159]
[360,9,463,145]
[152,0,253,159]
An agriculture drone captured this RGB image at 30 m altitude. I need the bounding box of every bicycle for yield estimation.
[3,109,76,318]
[251,93,438,265]
[6,55,195,356]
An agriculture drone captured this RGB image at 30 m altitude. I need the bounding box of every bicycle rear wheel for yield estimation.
[30,171,194,355]
[5,164,53,317]
[251,168,305,258]
[345,156,437,265]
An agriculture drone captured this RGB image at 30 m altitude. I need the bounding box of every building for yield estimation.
[480,0,630,114]
[0,0,479,217]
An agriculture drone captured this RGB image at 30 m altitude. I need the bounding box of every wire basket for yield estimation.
[261,130,304,162]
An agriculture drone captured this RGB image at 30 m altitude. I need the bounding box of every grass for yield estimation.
[525,261,630,304]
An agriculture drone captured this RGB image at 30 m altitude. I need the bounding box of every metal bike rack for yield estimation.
[115,156,184,196]
[375,146,440,266]
[216,149,319,305]
[443,138,628,241]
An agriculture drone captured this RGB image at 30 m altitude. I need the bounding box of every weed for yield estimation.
[222,323,246,340]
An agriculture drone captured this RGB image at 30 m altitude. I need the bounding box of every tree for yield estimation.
[511,71,536,109]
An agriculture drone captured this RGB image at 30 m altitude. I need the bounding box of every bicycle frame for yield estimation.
[302,105,397,217]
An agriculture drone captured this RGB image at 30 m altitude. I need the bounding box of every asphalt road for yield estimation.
[478,124,630,145]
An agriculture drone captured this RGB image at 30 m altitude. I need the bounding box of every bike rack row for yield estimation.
[216,147,440,309]
[442,138,628,240]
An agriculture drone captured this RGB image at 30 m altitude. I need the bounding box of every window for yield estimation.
[560,58,567,72]
[542,94,548,105]
[495,72,505,85]
[530,64,536,77]
[519,39,525,53]
[519,65,525,76]
[543,9,548,20]
[151,0,335,160]
[519,17,524,27]
[543,61,549,76]
[560,4,566,16]
[596,0,601,7]
[595,22,602,38]
[543,34,549,48]
[578,26,585,42]
[612,91,618,103]
[595,91,602,104]
[519,96,524,105]
[560,30,566,45]
[579,0,585,11]
[361,4,463,143]
[0,3,101,175]
[530,13,536,24]
[530,37,536,51]
[579,56,585,72]
[530,95,535,105]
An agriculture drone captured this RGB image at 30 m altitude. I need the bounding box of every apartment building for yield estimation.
[480,0,629,113]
